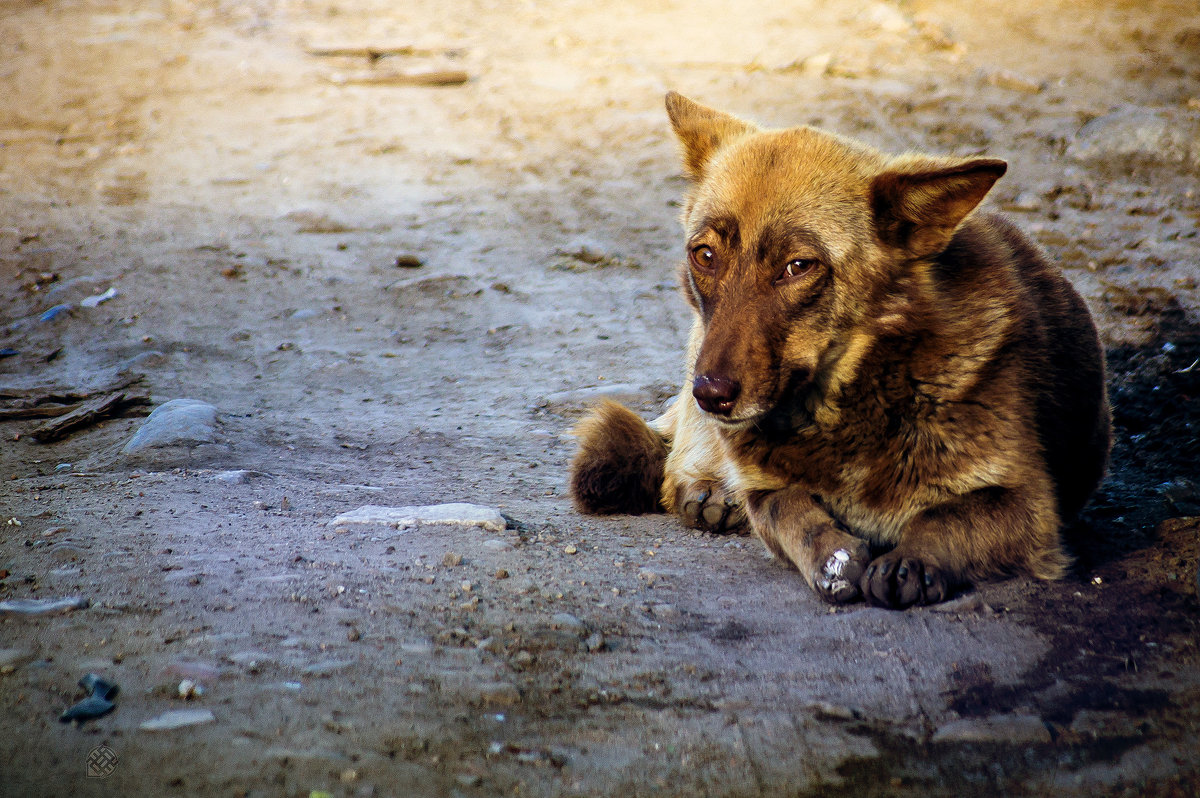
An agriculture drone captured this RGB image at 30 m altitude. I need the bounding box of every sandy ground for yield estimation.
[1,1,1199,796]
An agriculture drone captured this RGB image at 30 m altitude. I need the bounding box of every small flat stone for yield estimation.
[932,713,1051,744]
[475,681,521,706]
[301,658,355,677]
[139,708,216,731]
[0,648,34,672]
[0,596,88,615]
[482,539,513,552]
[122,398,218,453]
[550,612,586,633]
[329,503,505,532]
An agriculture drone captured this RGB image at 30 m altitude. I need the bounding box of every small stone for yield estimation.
[442,552,463,568]
[585,632,605,653]
[932,714,1050,744]
[513,650,535,667]
[456,773,482,788]
[987,69,1044,94]
[330,503,506,533]
[564,545,578,555]
[340,768,360,783]
[347,626,361,642]
[1068,105,1200,175]
[477,681,521,706]
[650,603,679,619]
[302,658,355,677]
[394,254,424,269]
[177,679,203,699]
[550,612,586,633]
[494,568,510,580]
[929,593,984,613]
[0,596,88,615]
[482,539,513,552]
[214,470,253,485]
[122,398,218,454]
[139,708,216,731]
[0,648,34,673]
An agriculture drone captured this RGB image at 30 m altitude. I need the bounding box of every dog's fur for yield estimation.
[571,93,1111,609]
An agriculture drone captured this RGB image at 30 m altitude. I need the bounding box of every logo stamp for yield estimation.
[86,745,118,779]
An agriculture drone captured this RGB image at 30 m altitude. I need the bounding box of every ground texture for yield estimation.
[1,1,1198,796]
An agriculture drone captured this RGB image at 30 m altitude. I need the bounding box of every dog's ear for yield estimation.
[871,158,1007,258]
[665,92,755,179]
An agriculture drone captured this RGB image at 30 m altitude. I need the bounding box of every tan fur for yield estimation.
[570,93,1111,609]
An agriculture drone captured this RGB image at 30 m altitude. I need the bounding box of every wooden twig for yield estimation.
[0,403,81,421]
[306,44,463,60]
[0,374,143,404]
[326,69,470,88]
[29,392,150,443]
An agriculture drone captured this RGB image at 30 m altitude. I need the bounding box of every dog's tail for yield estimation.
[570,400,667,515]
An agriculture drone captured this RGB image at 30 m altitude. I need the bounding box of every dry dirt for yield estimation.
[1,1,1199,796]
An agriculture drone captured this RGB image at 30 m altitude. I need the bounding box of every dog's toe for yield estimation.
[861,551,947,609]
[814,542,870,604]
[677,480,747,535]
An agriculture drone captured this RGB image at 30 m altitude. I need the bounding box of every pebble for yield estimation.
[476,681,521,706]
[564,545,578,555]
[0,596,88,615]
[482,539,513,552]
[139,708,216,731]
[931,713,1051,744]
[650,603,679,619]
[585,632,605,653]
[928,593,990,613]
[122,398,219,454]
[1067,105,1200,175]
[177,679,203,699]
[302,658,355,677]
[550,612,586,634]
[329,503,506,533]
[442,551,463,568]
[986,69,1044,94]
[0,648,34,673]
[289,308,321,320]
[214,470,254,484]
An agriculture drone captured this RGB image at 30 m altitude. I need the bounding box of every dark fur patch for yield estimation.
[570,400,667,515]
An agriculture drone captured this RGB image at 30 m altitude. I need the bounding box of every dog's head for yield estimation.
[665,92,1006,428]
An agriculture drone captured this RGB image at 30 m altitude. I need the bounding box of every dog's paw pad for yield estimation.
[814,543,869,604]
[861,551,947,609]
[677,481,747,535]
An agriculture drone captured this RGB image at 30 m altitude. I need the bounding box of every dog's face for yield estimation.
[665,93,1006,427]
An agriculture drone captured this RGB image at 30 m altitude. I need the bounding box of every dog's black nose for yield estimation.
[693,374,740,415]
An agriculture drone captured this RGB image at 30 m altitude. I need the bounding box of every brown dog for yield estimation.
[571,93,1111,609]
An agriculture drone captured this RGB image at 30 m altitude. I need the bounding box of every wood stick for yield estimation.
[29,393,149,443]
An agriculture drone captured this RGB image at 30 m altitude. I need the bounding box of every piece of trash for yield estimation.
[80,287,118,308]
[60,673,119,723]
[0,596,89,615]
[0,348,17,358]
[39,304,72,323]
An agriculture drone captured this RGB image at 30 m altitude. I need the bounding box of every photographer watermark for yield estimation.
[86,745,118,779]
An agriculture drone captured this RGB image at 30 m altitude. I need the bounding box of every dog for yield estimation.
[570,93,1111,609]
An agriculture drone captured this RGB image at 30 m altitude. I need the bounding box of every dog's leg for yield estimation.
[570,400,667,515]
[744,488,870,604]
[654,387,748,534]
[860,485,1068,609]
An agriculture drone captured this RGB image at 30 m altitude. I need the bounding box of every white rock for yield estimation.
[0,596,88,615]
[123,399,218,453]
[139,708,216,731]
[329,503,506,532]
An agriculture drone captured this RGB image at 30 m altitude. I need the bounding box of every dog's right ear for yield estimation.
[665,92,755,180]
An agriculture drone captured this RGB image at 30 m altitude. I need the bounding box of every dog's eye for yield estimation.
[689,245,716,273]
[780,259,817,282]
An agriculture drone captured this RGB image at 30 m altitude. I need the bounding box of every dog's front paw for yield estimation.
[814,541,870,604]
[861,551,948,609]
[676,480,748,535]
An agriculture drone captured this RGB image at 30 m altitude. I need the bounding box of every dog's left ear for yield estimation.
[665,92,756,180]
[871,158,1007,258]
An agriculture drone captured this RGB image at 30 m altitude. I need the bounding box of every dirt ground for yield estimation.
[1,1,1199,796]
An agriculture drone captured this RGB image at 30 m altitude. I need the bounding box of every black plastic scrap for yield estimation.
[59,673,119,723]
